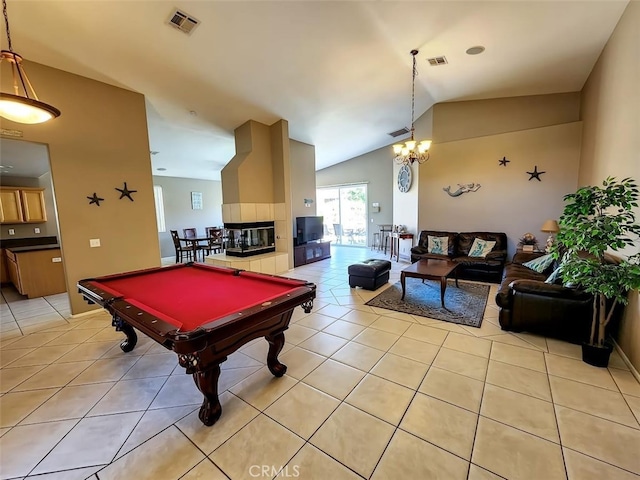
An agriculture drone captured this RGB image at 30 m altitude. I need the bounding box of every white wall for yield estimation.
[152,176,223,258]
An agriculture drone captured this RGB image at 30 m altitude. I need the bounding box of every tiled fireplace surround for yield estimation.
[207,202,290,274]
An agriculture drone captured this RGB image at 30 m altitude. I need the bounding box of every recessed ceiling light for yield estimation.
[466,46,485,55]
[157,167,167,171]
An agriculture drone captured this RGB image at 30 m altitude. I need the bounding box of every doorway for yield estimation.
[0,138,69,337]
[317,184,367,246]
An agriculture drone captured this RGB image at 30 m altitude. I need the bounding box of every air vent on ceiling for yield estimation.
[168,9,200,35]
[427,56,448,66]
[388,127,410,138]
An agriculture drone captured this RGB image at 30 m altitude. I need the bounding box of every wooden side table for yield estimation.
[390,232,414,262]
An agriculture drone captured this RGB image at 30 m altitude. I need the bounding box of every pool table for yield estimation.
[77,263,315,426]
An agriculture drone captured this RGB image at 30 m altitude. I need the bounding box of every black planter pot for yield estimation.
[582,342,613,368]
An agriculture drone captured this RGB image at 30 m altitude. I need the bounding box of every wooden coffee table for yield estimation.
[401,259,459,307]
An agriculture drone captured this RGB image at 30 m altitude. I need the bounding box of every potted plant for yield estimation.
[554,177,640,367]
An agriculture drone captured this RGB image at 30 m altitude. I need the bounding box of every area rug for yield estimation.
[365,280,490,327]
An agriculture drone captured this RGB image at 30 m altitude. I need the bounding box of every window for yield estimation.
[153,185,166,232]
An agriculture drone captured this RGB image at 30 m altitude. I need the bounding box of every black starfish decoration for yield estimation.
[526,166,546,181]
[87,193,104,206]
[115,182,137,201]
[498,156,510,166]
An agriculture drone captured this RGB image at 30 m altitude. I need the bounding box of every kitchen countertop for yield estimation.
[7,244,61,253]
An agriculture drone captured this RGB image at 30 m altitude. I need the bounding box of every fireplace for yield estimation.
[224,221,276,257]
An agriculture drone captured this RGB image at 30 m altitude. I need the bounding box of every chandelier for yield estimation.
[0,0,61,124]
[393,49,431,165]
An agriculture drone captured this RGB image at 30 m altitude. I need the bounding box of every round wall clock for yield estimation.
[397,164,412,193]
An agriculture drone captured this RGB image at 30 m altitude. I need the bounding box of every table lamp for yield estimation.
[541,219,560,253]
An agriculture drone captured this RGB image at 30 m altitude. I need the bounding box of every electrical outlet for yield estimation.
[89,238,101,248]
[34,228,40,234]
[52,257,62,263]
[8,228,15,235]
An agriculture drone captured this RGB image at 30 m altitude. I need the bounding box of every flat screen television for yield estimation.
[296,216,324,245]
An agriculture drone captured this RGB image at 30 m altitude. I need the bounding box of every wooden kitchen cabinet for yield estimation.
[5,246,66,298]
[21,189,47,222]
[0,248,9,284]
[0,188,24,223]
[0,187,46,223]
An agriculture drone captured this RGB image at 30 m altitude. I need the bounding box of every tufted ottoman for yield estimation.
[348,259,392,290]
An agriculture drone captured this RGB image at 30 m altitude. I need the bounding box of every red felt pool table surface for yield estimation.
[82,263,310,331]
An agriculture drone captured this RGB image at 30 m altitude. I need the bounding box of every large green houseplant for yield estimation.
[554,177,640,367]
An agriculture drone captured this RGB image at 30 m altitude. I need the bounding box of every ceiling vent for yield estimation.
[427,56,448,66]
[168,9,200,35]
[388,127,410,138]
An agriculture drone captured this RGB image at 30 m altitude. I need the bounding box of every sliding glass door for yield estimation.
[317,184,367,246]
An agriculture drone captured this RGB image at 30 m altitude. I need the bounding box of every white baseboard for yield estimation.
[613,339,640,383]
[69,308,103,319]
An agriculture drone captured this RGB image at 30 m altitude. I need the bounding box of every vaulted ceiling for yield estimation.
[4,1,629,180]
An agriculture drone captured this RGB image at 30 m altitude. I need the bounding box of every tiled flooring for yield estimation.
[1,246,639,479]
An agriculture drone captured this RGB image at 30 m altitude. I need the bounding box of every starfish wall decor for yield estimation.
[87,193,104,206]
[527,166,546,181]
[116,182,137,201]
[498,156,510,166]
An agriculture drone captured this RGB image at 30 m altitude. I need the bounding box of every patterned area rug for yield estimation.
[365,280,490,327]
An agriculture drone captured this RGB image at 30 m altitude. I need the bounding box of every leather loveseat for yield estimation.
[410,230,508,283]
[496,251,596,343]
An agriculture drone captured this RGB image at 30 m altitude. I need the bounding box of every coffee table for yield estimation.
[401,259,459,307]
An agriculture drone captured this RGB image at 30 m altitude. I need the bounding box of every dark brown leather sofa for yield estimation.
[496,251,598,343]
[410,230,508,283]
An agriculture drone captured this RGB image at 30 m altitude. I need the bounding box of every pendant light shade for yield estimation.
[0,1,61,124]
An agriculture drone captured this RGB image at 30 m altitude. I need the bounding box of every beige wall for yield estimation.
[433,93,580,143]
[222,120,275,204]
[152,176,223,259]
[0,61,160,314]
[290,140,317,221]
[420,122,582,255]
[578,1,640,370]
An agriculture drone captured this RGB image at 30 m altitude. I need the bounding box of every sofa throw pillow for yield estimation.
[427,236,449,255]
[545,265,563,284]
[523,254,555,273]
[469,238,496,257]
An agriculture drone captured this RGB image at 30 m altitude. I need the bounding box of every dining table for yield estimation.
[179,236,211,262]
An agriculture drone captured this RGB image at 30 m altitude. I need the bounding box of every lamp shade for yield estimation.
[541,219,560,233]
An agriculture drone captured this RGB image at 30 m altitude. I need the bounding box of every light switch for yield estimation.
[8,228,15,235]
[89,238,101,247]
[34,228,40,234]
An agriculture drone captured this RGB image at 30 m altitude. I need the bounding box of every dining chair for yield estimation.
[182,227,210,260]
[183,227,197,239]
[170,230,194,263]
[205,227,224,254]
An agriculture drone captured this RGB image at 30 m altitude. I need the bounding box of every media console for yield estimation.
[293,240,331,267]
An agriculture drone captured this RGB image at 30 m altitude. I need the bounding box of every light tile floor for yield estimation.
[0,246,639,479]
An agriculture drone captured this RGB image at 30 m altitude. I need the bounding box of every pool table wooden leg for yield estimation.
[112,317,137,352]
[193,364,222,427]
[265,331,287,377]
